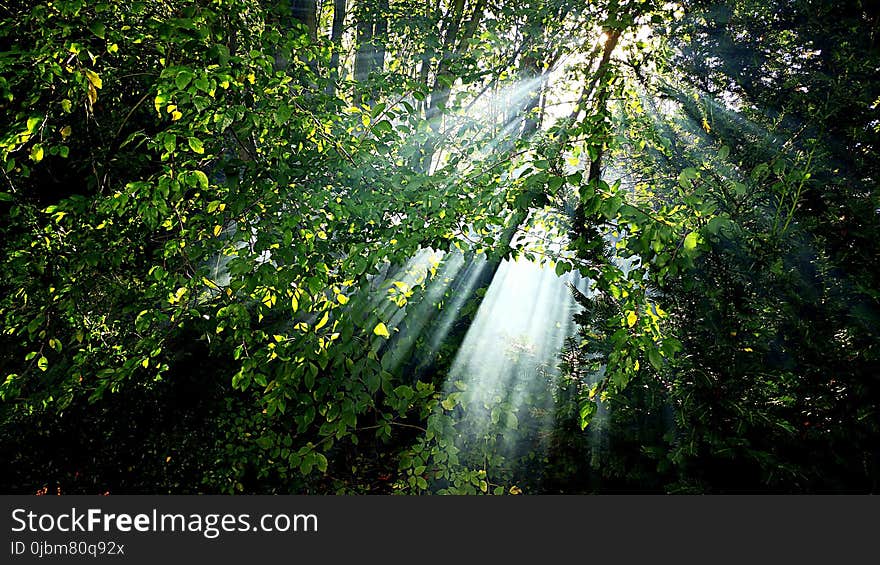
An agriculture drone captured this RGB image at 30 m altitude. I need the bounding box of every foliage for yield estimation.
[1,0,878,494]
[552,0,880,492]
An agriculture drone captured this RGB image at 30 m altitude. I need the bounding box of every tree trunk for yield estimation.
[327,0,346,96]
[572,28,621,241]
[419,0,485,172]
[586,29,620,185]
[354,0,388,104]
[519,51,543,138]
[290,0,318,40]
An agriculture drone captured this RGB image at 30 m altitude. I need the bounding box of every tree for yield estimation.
[1,0,877,495]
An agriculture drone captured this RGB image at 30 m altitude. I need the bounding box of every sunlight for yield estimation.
[380,250,472,373]
[442,254,589,460]
[428,74,548,173]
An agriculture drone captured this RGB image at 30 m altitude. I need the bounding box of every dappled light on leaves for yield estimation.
[0,0,877,495]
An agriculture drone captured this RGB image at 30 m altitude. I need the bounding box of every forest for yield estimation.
[0,0,878,494]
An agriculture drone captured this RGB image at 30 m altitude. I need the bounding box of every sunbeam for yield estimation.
[442,252,590,464]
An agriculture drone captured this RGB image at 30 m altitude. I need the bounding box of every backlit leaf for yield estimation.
[188,137,204,154]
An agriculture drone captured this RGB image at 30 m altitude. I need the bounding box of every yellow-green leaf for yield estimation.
[626,311,637,327]
[193,170,209,190]
[373,322,390,338]
[85,69,102,89]
[261,291,276,308]
[314,311,330,331]
[188,137,204,154]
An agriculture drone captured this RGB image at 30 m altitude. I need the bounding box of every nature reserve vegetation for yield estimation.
[1,0,878,493]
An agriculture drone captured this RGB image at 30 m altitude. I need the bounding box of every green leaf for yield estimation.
[89,22,106,38]
[37,356,48,372]
[276,105,292,125]
[718,145,730,160]
[315,453,328,473]
[175,71,193,90]
[193,170,209,190]
[255,435,273,449]
[648,348,663,371]
[366,371,380,394]
[370,102,386,119]
[680,166,697,183]
[707,216,732,235]
[505,412,518,430]
[300,457,314,475]
[372,120,393,134]
[683,231,699,251]
[601,195,622,219]
[578,401,596,430]
[187,137,204,154]
[304,364,316,389]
